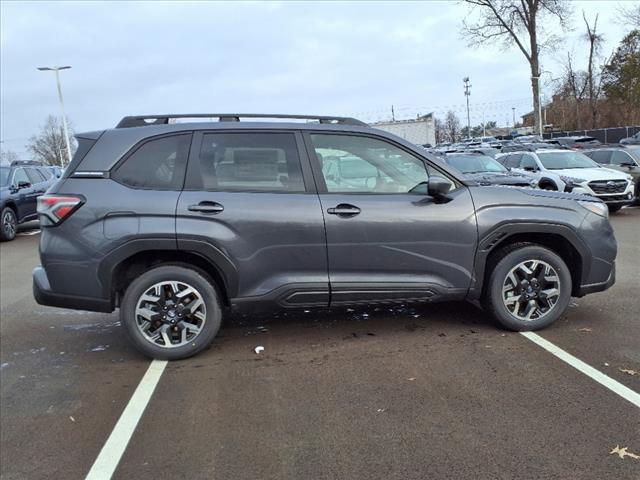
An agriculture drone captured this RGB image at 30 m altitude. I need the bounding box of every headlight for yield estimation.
[578,200,608,218]
[560,175,587,185]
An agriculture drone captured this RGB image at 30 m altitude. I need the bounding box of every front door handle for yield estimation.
[188,201,224,214]
[327,203,361,216]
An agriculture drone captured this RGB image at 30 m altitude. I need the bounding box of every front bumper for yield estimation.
[575,262,616,297]
[33,266,113,313]
[572,182,635,205]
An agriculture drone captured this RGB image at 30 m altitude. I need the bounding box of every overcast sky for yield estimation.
[1,0,635,156]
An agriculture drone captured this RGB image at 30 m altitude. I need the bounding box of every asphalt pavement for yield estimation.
[1,211,639,479]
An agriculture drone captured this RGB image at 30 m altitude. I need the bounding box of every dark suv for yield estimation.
[1,160,56,241]
[33,114,617,360]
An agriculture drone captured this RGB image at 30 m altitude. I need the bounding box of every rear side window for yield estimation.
[38,168,53,180]
[25,167,46,183]
[113,134,191,190]
[195,132,304,192]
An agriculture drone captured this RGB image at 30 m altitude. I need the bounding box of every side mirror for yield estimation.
[17,181,32,190]
[427,176,452,198]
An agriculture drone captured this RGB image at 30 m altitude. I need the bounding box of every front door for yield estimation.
[304,132,477,305]
[176,131,329,307]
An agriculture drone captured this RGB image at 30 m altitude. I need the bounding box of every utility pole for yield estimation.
[391,105,395,122]
[463,77,471,139]
[512,107,516,128]
[38,66,72,165]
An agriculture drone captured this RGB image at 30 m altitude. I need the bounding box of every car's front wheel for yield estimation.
[121,265,222,360]
[483,244,572,331]
[607,205,622,213]
[0,207,17,242]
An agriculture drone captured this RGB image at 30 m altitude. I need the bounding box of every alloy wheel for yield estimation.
[3,211,16,238]
[502,260,561,321]
[135,281,206,348]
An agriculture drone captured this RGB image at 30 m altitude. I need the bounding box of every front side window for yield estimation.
[25,168,45,183]
[310,134,429,193]
[611,151,637,166]
[520,155,538,170]
[113,134,191,190]
[197,132,304,192]
[13,169,30,186]
[585,150,611,164]
[503,154,522,169]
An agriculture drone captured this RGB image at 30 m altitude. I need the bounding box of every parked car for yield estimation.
[439,152,537,188]
[34,113,617,359]
[584,146,640,204]
[619,131,640,145]
[500,142,556,153]
[513,134,543,143]
[497,149,634,212]
[545,136,601,150]
[46,165,64,178]
[0,160,56,241]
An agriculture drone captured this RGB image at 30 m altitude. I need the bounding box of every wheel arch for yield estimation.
[99,238,238,308]
[469,223,588,300]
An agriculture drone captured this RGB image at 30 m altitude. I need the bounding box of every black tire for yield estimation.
[0,207,17,242]
[539,181,557,191]
[483,244,572,331]
[607,205,622,213]
[121,265,222,360]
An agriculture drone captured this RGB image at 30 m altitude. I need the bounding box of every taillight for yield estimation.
[37,195,84,224]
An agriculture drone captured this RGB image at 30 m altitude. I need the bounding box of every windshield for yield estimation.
[445,155,508,174]
[0,167,9,187]
[537,151,599,169]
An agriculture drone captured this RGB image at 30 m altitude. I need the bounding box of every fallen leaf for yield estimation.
[609,445,640,460]
[619,368,638,376]
[578,328,593,332]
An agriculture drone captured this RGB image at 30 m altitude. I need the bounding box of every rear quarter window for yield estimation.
[112,134,191,190]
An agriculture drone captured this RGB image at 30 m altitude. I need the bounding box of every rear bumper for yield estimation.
[33,266,113,313]
[575,262,616,297]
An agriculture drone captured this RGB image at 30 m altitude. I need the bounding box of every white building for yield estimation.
[372,114,436,147]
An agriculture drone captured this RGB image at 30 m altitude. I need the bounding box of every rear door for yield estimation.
[11,168,37,221]
[304,131,477,305]
[176,130,328,307]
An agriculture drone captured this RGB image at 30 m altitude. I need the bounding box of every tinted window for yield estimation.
[13,168,30,186]
[585,150,611,164]
[196,133,304,192]
[310,134,430,193]
[26,168,45,183]
[114,134,191,190]
[39,168,53,180]
[520,155,537,170]
[611,151,637,166]
[503,154,522,168]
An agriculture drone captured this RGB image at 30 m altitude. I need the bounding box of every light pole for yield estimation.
[463,77,471,140]
[512,107,516,128]
[38,66,72,165]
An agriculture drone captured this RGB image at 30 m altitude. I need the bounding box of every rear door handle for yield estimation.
[188,201,224,214]
[327,203,361,216]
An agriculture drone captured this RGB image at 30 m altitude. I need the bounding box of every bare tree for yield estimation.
[461,0,572,134]
[616,2,640,29]
[26,116,75,166]
[582,12,605,128]
[0,149,19,165]
[443,111,461,143]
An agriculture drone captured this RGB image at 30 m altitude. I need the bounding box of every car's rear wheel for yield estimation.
[121,265,222,360]
[0,207,17,242]
[483,244,572,331]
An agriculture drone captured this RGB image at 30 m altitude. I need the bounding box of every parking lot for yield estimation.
[0,210,638,479]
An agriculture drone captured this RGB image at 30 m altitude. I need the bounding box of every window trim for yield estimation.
[183,130,317,194]
[301,130,461,195]
[110,132,194,191]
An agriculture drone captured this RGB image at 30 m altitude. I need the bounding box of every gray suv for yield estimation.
[33,114,617,360]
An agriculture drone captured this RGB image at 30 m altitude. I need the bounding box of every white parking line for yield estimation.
[85,359,168,480]
[520,331,640,408]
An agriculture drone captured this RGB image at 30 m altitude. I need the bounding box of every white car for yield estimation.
[497,149,635,212]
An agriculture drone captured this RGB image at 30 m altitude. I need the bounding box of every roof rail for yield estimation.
[115,114,368,129]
